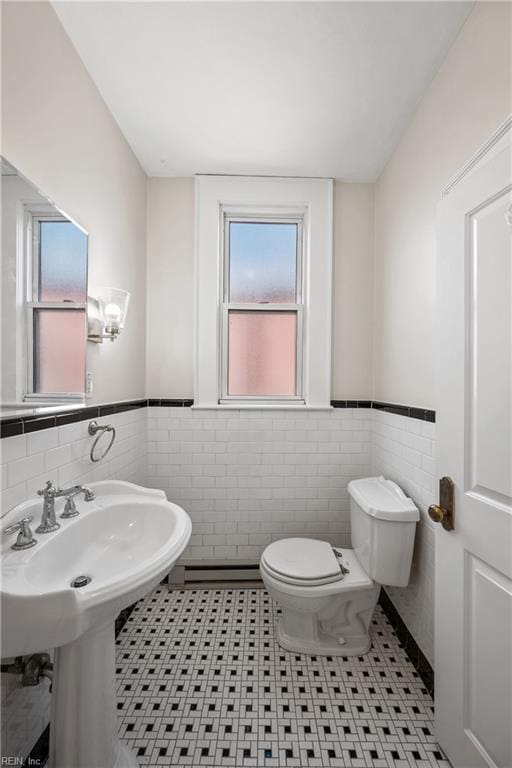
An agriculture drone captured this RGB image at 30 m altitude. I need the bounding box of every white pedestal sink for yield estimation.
[1,481,192,768]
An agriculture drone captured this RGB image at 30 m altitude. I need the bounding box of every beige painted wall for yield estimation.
[146,179,375,399]
[1,1,147,404]
[146,178,195,397]
[373,1,512,408]
[332,182,374,399]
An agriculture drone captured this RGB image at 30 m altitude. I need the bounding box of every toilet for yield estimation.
[260,476,419,656]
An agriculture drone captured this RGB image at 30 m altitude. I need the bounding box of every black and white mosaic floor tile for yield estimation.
[115,588,450,768]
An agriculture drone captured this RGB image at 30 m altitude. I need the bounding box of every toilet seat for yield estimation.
[261,541,374,592]
[261,538,357,587]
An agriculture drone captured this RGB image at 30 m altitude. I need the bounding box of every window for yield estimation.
[195,175,333,408]
[25,209,88,399]
[221,217,303,402]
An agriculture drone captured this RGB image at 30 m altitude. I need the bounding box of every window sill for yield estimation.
[22,396,85,404]
[191,404,333,411]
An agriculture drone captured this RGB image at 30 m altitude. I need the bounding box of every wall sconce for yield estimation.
[87,288,130,343]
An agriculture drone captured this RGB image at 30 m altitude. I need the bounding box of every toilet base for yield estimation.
[277,617,372,656]
[263,571,381,657]
[261,545,383,658]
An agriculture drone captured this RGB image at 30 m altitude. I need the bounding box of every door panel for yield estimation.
[436,119,512,768]
[465,554,512,768]
[467,190,512,501]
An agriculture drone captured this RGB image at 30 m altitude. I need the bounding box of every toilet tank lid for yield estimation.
[348,477,419,521]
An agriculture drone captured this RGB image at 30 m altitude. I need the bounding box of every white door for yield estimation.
[435,117,512,768]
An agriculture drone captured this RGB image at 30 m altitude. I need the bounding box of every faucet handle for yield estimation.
[4,515,33,535]
[61,495,79,519]
[37,480,59,498]
[3,516,37,550]
[60,486,95,519]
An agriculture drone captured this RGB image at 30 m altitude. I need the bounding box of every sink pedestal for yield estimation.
[49,620,138,768]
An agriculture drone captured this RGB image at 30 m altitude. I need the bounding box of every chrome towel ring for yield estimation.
[88,420,116,463]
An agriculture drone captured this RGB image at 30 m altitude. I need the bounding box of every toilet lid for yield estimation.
[262,538,342,582]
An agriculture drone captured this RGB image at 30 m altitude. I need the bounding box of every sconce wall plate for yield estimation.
[87,296,104,344]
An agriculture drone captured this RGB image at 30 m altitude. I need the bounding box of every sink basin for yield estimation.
[1,480,192,768]
[2,480,191,656]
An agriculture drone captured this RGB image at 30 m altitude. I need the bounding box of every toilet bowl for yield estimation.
[260,476,419,656]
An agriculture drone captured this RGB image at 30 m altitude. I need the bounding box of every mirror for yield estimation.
[1,157,88,411]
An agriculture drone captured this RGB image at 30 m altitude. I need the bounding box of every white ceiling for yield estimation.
[53,1,473,180]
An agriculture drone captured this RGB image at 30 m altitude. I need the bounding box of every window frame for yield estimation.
[220,212,305,404]
[23,207,88,402]
[195,175,333,410]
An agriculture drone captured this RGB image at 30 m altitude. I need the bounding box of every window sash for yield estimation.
[23,209,87,400]
[220,214,305,402]
[30,212,71,302]
[25,302,87,400]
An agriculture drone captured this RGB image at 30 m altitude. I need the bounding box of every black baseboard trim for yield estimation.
[379,588,434,696]
[23,724,49,767]
[114,603,138,637]
[184,562,258,571]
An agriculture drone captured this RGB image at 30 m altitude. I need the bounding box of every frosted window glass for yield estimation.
[34,310,86,393]
[228,311,296,396]
[229,222,297,303]
[39,221,87,301]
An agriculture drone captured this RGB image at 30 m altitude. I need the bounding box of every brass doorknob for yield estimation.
[428,477,455,531]
[428,504,445,524]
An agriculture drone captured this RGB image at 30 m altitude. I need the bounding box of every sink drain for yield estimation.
[70,575,92,588]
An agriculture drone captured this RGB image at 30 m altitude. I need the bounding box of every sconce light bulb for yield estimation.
[104,303,121,323]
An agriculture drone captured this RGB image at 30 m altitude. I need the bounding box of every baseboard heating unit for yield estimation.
[168,563,263,589]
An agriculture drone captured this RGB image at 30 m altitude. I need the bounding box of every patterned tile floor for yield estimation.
[115,587,450,768]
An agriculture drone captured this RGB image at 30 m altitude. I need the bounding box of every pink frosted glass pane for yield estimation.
[34,310,86,393]
[228,311,296,396]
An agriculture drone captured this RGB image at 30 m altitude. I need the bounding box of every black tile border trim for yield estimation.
[148,398,194,407]
[379,588,434,697]
[1,398,149,439]
[331,399,372,409]
[331,400,435,422]
[2,397,435,438]
[371,401,436,423]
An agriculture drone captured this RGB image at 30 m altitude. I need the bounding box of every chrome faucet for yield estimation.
[36,481,95,533]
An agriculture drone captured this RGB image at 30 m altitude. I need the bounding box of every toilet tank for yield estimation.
[347,476,419,587]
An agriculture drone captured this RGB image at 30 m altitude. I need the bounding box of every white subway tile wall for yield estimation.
[146,407,372,562]
[0,409,147,521]
[371,409,436,664]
